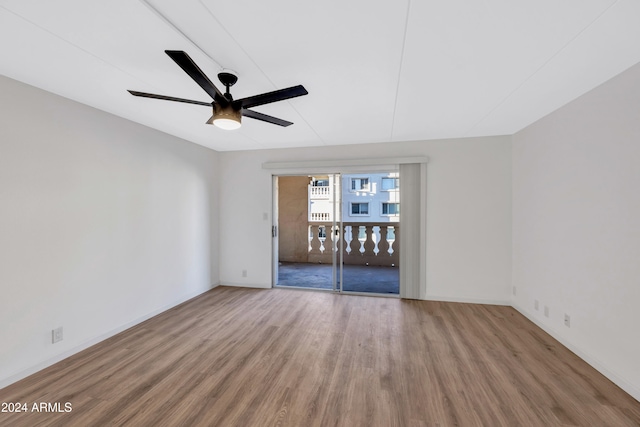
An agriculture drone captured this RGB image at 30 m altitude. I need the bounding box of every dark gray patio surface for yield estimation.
[277,262,399,294]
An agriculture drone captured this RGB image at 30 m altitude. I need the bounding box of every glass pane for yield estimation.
[278,174,337,291]
[341,172,399,295]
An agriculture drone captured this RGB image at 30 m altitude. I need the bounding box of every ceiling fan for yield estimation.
[128,50,308,130]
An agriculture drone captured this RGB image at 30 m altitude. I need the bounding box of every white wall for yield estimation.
[512,62,640,400]
[0,75,219,387]
[218,137,512,304]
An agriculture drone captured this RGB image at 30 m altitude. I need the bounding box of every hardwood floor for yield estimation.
[1,286,639,426]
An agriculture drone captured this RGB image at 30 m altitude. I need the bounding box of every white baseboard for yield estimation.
[0,283,218,390]
[425,294,510,306]
[222,281,271,289]
[512,303,640,403]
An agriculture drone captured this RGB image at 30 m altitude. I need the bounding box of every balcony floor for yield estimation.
[277,262,399,294]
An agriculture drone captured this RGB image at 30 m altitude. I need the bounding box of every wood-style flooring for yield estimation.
[1,286,639,426]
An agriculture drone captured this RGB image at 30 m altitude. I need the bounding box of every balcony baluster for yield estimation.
[378,225,390,258]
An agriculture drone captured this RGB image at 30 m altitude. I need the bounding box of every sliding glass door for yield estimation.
[274,172,399,296]
[275,174,340,291]
[339,172,400,295]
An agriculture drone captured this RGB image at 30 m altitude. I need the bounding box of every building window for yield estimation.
[313,179,329,186]
[351,202,369,215]
[350,177,369,191]
[382,202,400,215]
[309,226,327,239]
[381,177,399,190]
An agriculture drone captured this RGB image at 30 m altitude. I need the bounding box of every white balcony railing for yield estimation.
[310,212,331,222]
[309,186,331,198]
[307,222,399,266]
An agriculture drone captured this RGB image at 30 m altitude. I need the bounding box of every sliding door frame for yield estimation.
[265,157,428,299]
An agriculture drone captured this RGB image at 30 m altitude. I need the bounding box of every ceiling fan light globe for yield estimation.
[212,104,242,130]
[213,117,241,130]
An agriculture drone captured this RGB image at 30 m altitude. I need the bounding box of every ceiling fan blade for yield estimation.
[237,85,308,109]
[164,50,227,106]
[242,109,293,127]
[127,90,212,107]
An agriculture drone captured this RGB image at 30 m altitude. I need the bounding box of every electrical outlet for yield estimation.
[512,286,517,296]
[52,327,63,344]
[242,269,247,277]
[534,300,539,311]
[564,314,571,328]
[544,306,549,317]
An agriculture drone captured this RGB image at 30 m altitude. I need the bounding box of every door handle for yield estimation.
[272,225,277,237]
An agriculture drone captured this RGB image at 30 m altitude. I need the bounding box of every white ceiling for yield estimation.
[1,0,639,152]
